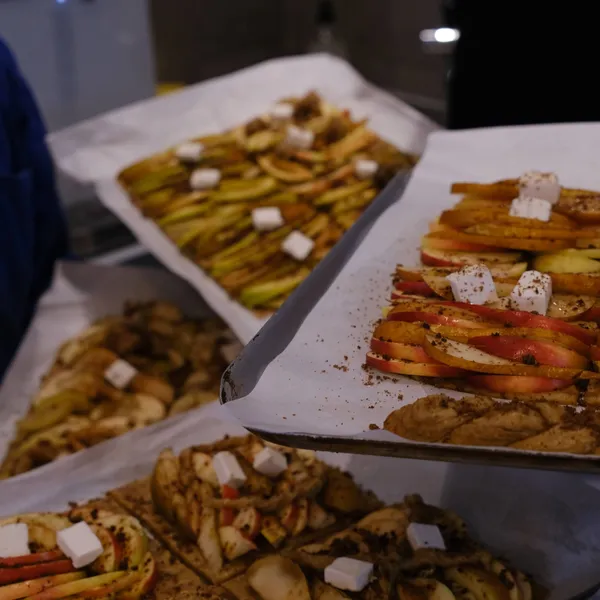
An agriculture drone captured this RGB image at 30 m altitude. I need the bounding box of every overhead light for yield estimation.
[419,28,460,43]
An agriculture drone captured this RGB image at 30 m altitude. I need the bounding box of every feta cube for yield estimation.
[175,141,204,163]
[282,231,314,261]
[0,524,30,558]
[519,171,560,204]
[252,207,284,232]
[271,102,294,121]
[324,557,374,592]
[509,196,552,222]
[57,522,103,568]
[213,451,247,489]
[104,359,138,389]
[354,159,378,180]
[253,447,287,477]
[190,168,221,190]
[407,523,446,551]
[284,125,314,150]
[446,264,497,305]
[509,270,552,315]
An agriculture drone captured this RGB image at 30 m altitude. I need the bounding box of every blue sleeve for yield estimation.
[0,39,69,377]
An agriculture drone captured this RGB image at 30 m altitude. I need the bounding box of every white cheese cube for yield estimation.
[271,102,294,121]
[446,264,497,305]
[190,168,221,190]
[0,524,30,557]
[213,451,247,489]
[253,447,287,477]
[354,159,378,179]
[282,231,314,261]
[519,171,560,204]
[104,359,138,390]
[324,557,374,592]
[57,522,103,568]
[509,270,552,315]
[175,141,204,163]
[407,523,446,551]
[284,125,314,150]
[252,207,284,232]
[509,196,552,222]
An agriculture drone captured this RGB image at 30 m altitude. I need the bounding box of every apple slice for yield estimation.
[0,573,84,600]
[192,452,219,488]
[75,571,141,599]
[549,272,600,296]
[369,338,437,363]
[0,550,64,568]
[88,525,122,574]
[233,508,262,541]
[91,516,147,570]
[421,233,501,252]
[440,208,575,230]
[427,230,570,252]
[467,336,590,369]
[292,499,309,537]
[221,485,240,500]
[116,552,158,600]
[307,502,335,531]
[0,561,76,586]
[260,517,288,549]
[466,223,585,240]
[395,263,527,282]
[366,352,467,377]
[197,507,223,572]
[445,567,510,600]
[279,504,299,534]
[23,572,126,600]
[467,375,574,394]
[423,334,586,379]
[246,556,311,600]
[218,526,257,561]
[393,281,436,296]
[388,309,489,330]
[219,508,235,528]
[445,303,597,346]
[421,248,523,267]
[533,249,600,274]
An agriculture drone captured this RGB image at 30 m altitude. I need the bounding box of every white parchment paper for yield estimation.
[0,261,215,460]
[48,53,439,344]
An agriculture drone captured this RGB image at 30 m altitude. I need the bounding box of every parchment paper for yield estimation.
[47,53,439,344]
[0,260,214,460]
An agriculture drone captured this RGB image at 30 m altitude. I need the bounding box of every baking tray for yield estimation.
[220,122,600,474]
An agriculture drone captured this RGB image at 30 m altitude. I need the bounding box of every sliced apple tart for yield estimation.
[220,495,539,600]
[109,435,381,583]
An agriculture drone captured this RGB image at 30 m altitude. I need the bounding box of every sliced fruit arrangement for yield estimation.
[1,302,240,479]
[119,91,417,312]
[428,173,600,295]
[367,273,600,403]
[384,393,600,455]
[108,435,382,584]
[0,501,162,600]
[220,494,540,600]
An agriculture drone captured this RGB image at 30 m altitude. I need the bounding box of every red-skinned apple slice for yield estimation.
[426,230,571,251]
[421,233,501,252]
[388,308,489,329]
[467,336,590,369]
[292,499,309,537]
[0,573,84,600]
[370,338,439,363]
[393,281,436,296]
[218,526,257,561]
[88,526,122,574]
[24,572,126,600]
[421,247,523,267]
[423,334,588,379]
[233,508,262,541]
[466,375,573,394]
[580,305,600,322]
[219,508,235,527]
[221,485,240,500]
[0,550,64,568]
[117,553,158,600]
[90,516,147,570]
[442,303,596,346]
[0,561,76,586]
[591,346,600,360]
[365,352,468,377]
[76,571,141,599]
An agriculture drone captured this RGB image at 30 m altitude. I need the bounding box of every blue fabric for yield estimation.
[0,39,69,378]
